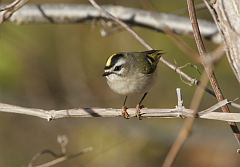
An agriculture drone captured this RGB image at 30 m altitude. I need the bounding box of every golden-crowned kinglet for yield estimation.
[103,50,163,119]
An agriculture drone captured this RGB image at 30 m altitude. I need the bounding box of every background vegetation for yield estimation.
[0,0,239,166]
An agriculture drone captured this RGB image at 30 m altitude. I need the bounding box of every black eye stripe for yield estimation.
[114,65,123,71]
[105,53,124,69]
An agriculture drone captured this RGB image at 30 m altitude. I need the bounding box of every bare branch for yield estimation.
[162,2,240,165]
[187,0,240,146]
[0,0,30,23]
[162,71,210,167]
[0,89,239,122]
[4,4,221,44]
[87,0,217,98]
[88,0,152,49]
[28,147,92,167]
[0,0,21,12]
[164,27,200,63]
[2,2,218,97]
[28,135,92,167]
[204,0,240,83]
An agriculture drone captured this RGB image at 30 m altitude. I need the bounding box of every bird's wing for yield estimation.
[140,50,164,74]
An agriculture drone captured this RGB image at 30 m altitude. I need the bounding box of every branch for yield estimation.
[204,0,240,83]
[87,1,217,98]
[187,0,240,146]
[28,135,92,167]
[162,70,210,167]
[0,89,239,122]
[88,0,151,49]
[0,0,30,23]
[28,147,92,167]
[1,2,216,98]
[4,3,222,43]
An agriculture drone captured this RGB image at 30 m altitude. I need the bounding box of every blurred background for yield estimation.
[0,0,240,166]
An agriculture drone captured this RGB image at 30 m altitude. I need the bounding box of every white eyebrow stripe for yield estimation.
[114,58,126,67]
[146,56,154,65]
[104,58,126,74]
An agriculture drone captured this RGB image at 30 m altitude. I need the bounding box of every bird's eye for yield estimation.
[114,65,122,71]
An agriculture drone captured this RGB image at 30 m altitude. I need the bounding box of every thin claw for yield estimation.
[136,104,144,120]
[122,106,130,119]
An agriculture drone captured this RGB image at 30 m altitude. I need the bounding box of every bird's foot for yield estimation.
[136,104,144,120]
[122,106,130,119]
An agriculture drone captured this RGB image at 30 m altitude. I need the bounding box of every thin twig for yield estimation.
[3,2,219,98]
[0,0,30,23]
[173,2,206,15]
[187,0,240,147]
[29,147,93,167]
[88,0,152,49]
[203,44,225,66]
[162,72,209,167]
[162,2,240,166]
[28,150,61,167]
[164,27,201,63]
[0,0,21,12]
[87,0,217,98]
[28,135,92,167]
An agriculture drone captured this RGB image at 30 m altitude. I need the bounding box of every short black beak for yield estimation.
[102,71,111,76]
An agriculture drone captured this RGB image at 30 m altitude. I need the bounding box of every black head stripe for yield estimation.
[104,53,124,69]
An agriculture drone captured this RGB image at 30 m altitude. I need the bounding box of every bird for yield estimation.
[102,50,163,119]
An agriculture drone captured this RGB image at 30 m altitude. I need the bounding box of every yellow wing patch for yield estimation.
[106,54,116,66]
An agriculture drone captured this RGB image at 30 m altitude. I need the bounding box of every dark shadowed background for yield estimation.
[0,0,240,166]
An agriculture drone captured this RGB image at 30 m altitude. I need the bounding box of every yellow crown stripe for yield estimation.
[106,54,116,66]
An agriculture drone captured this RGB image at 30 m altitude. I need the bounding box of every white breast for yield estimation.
[106,72,157,95]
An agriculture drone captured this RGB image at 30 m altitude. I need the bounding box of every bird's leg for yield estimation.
[136,92,148,120]
[122,96,129,119]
